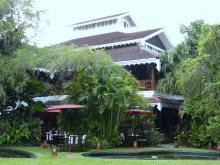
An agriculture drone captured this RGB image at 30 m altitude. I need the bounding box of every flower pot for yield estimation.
[52,146,58,156]
[174,141,179,147]
[133,141,138,148]
[217,144,220,152]
[43,140,48,149]
[208,142,212,149]
[96,142,101,151]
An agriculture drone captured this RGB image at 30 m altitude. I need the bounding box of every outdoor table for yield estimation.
[52,134,67,146]
[127,135,145,147]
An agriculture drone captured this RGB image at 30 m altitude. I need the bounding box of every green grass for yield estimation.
[0,146,219,165]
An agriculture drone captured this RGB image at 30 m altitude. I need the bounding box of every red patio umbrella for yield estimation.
[46,104,85,112]
[123,109,153,115]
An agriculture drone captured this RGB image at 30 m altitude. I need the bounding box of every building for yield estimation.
[34,12,184,136]
[61,12,184,136]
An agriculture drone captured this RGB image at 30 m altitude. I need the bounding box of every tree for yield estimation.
[160,22,220,147]
[0,0,41,55]
[59,65,147,147]
[157,20,205,94]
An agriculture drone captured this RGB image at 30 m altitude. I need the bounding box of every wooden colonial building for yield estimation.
[34,12,184,136]
[60,12,184,136]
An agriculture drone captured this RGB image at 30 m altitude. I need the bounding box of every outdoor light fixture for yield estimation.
[217,144,220,152]
[133,141,137,148]
[43,140,48,149]
[52,145,58,156]
[96,142,101,151]
[208,142,212,149]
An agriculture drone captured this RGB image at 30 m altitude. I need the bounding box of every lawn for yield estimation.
[0,146,219,165]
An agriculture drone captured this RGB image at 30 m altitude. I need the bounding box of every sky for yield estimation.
[34,0,220,47]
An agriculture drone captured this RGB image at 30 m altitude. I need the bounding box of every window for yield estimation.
[112,19,117,24]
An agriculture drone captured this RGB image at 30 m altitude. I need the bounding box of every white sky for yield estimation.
[34,0,220,47]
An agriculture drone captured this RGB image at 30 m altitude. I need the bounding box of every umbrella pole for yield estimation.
[133,115,137,148]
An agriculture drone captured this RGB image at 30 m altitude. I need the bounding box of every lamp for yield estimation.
[52,145,58,156]
[43,140,48,148]
[96,142,101,151]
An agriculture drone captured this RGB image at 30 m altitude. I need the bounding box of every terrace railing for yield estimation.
[138,80,155,90]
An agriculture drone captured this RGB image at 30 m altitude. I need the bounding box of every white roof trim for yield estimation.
[138,90,184,111]
[114,58,161,71]
[160,29,173,48]
[143,29,164,41]
[91,28,171,50]
[72,13,131,28]
[92,38,141,49]
[143,28,173,49]
[150,102,180,111]
[137,90,184,101]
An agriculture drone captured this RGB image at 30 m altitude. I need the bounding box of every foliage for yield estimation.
[145,130,165,146]
[207,116,220,144]
[59,64,147,147]
[0,113,42,145]
[158,21,220,147]
[157,20,205,94]
[0,0,41,55]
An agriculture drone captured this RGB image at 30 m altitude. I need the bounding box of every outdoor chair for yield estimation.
[81,135,87,144]
[46,132,53,145]
[80,134,88,149]
[120,132,126,147]
[68,135,79,152]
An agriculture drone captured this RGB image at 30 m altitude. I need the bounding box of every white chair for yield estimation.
[68,135,78,145]
[68,135,79,152]
[120,132,125,141]
[46,132,53,145]
[46,132,53,141]
[81,135,87,144]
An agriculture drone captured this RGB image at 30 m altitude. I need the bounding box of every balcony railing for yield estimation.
[138,80,154,90]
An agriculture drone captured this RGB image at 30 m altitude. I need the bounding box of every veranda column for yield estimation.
[151,63,157,90]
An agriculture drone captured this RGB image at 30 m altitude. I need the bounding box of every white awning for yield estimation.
[32,95,69,103]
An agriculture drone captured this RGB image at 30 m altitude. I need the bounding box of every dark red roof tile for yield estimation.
[106,45,158,62]
[63,28,161,46]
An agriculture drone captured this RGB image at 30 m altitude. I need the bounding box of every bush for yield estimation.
[145,130,165,146]
[0,114,42,145]
[88,134,121,149]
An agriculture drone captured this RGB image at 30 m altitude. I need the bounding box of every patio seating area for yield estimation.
[45,131,87,152]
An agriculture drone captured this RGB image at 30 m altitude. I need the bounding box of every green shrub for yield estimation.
[0,114,42,145]
[145,130,165,146]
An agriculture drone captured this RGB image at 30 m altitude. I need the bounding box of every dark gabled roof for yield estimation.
[63,28,161,46]
[106,45,158,62]
[71,12,128,26]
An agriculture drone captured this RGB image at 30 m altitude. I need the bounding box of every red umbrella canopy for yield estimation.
[123,109,153,115]
[46,104,85,112]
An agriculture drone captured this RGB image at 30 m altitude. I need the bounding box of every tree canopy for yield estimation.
[0,0,41,55]
[158,21,220,147]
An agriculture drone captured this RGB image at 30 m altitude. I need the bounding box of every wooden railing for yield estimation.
[138,80,155,90]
